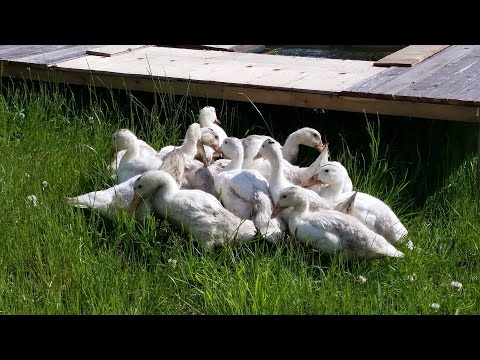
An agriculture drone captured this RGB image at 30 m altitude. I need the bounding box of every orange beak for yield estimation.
[127,193,143,212]
[271,204,286,219]
[315,143,325,152]
[300,174,320,187]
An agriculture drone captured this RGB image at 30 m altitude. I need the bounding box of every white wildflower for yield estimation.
[406,240,415,250]
[18,109,25,119]
[88,116,94,121]
[168,258,178,268]
[27,195,38,207]
[450,280,463,292]
[25,173,30,179]
[42,180,48,190]
[406,273,417,282]
[356,275,367,284]
[430,303,441,311]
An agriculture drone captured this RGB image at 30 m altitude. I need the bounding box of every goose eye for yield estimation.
[138,185,143,189]
[324,169,329,173]
[282,195,287,198]
[214,135,218,139]
[312,133,318,138]
[224,140,228,144]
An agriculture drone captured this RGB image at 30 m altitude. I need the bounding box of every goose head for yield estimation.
[220,136,243,160]
[290,127,324,151]
[111,128,137,155]
[198,106,221,126]
[201,127,221,152]
[301,161,348,187]
[128,170,176,211]
[253,138,281,161]
[185,123,203,144]
[271,186,304,218]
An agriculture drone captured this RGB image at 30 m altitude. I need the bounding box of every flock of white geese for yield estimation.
[67,106,408,259]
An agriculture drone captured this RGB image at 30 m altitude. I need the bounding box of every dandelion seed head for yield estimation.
[450,281,463,292]
[168,259,178,268]
[27,195,38,206]
[406,273,417,282]
[356,275,367,284]
[406,240,415,250]
[42,180,48,190]
[430,303,440,311]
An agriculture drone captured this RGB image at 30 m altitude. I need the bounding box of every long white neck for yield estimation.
[122,139,140,162]
[179,135,198,158]
[320,180,345,200]
[223,146,243,171]
[267,148,290,202]
[282,131,303,163]
[292,197,309,217]
[151,173,179,201]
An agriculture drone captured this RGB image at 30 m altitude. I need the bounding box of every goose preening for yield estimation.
[301,160,354,199]
[214,137,286,243]
[272,186,405,259]
[128,170,258,251]
[304,161,408,244]
[66,175,153,223]
[112,128,164,184]
[198,106,228,146]
[242,127,324,169]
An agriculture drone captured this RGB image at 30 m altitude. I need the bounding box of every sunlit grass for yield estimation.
[0,78,478,314]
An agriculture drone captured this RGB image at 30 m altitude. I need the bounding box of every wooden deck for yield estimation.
[0,45,479,123]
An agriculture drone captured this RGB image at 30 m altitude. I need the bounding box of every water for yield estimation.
[264,45,406,61]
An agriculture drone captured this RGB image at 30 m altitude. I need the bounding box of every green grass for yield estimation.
[0,78,479,314]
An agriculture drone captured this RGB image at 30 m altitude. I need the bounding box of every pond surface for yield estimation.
[264,45,405,61]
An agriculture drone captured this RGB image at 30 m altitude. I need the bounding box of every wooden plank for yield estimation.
[368,45,479,95]
[423,59,480,100]
[55,46,384,94]
[14,45,100,65]
[0,45,71,59]
[86,45,152,57]
[396,46,480,98]
[453,78,480,102]
[346,66,410,93]
[2,61,479,123]
[374,45,450,67]
[288,64,385,92]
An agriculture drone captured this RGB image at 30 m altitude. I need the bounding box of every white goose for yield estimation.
[242,127,324,169]
[66,175,153,223]
[301,160,353,199]
[66,148,187,223]
[214,137,286,243]
[128,170,258,251]
[112,129,164,184]
[305,161,408,244]
[254,139,332,222]
[158,123,202,160]
[272,186,405,259]
[198,106,228,146]
[108,129,157,179]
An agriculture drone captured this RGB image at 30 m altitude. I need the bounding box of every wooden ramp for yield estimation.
[374,45,450,67]
[0,45,479,123]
